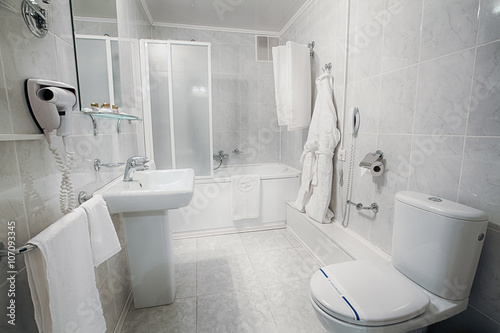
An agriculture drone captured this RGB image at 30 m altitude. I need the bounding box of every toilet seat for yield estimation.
[310,261,430,327]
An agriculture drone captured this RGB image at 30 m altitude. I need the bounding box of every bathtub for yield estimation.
[170,164,300,236]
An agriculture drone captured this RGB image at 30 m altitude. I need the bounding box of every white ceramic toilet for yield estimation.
[310,191,489,333]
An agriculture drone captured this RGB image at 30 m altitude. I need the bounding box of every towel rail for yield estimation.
[0,240,38,260]
[308,41,315,57]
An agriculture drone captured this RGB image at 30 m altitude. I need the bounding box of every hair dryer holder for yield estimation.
[25,79,77,137]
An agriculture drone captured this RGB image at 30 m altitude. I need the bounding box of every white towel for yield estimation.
[286,41,312,130]
[272,45,290,127]
[25,208,107,333]
[231,175,261,220]
[272,42,312,131]
[80,194,121,267]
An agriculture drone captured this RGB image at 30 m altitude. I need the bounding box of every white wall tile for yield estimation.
[408,135,465,201]
[381,0,422,73]
[421,0,480,61]
[459,137,500,226]
[414,49,475,135]
[379,65,418,134]
[466,41,500,136]
[477,0,500,45]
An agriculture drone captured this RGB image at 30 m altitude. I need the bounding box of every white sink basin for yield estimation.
[95,169,195,213]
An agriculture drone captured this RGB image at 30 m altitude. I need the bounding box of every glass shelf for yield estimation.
[81,110,142,135]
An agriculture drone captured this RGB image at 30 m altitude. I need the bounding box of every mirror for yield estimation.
[71,0,120,110]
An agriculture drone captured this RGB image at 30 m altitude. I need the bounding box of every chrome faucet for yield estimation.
[123,156,149,181]
[213,150,229,160]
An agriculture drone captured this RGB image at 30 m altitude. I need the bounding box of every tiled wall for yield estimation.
[281,0,500,330]
[0,0,138,331]
[151,26,280,165]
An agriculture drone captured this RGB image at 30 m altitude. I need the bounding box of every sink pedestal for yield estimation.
[123,210,175,309]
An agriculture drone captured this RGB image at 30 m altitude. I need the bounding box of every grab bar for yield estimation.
[0,239,38,261]
[347,200,379,213]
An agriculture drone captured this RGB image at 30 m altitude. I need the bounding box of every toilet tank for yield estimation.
[392,191,488,301]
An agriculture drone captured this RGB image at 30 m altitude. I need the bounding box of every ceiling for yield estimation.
[72,0,310,34]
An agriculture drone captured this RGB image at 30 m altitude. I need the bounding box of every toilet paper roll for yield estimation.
[370,161,384,177]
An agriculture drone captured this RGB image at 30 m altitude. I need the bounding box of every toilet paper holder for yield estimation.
[359,150,384,169]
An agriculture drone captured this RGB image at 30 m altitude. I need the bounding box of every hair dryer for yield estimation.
[25,79,77,137]
[36,86,76,136]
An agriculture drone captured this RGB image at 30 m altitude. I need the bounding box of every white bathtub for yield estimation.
[170,164,300,236]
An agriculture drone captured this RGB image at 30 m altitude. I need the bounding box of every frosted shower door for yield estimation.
[170,43,212,177]
[147,43,173,170]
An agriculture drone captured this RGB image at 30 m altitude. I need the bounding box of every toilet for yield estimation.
[310,191,489,333]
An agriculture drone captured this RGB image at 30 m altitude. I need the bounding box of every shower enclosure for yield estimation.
[141,40,213,177]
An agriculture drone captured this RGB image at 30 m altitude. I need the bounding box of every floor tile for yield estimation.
[295,247,322,272]
[250,248,314,287]
[121,297,196,333]
[240,229,293,254]
[174,238,197,263]
[264,279,325,333]
[175,262,196,299]
[197,254,259,296]
[197,290,278,333]
[196,234,247,260]
[280,228,303,248]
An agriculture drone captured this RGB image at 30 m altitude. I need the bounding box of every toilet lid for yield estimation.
[310,261,429,327]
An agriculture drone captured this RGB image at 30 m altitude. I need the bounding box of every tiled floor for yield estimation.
[121,229,326,333]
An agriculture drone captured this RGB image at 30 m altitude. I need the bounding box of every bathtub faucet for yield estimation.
[213,150,228,170]
[213,150,229,161]
[124,156,149,181]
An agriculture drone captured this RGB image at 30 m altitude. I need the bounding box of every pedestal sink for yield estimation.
[95,169,195,309]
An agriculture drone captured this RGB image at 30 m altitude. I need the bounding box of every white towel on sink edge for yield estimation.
[231,175,261,221]
[80,194,121,267]
[25,207,106,333]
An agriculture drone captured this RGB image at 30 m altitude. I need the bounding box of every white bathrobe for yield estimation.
[294,73,341,223]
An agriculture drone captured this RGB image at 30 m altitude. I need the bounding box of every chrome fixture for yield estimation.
[0,240,37,262]
[213,150,229,160]
[323,63,332,73]
[22,0,50,38]
[347,200,379,213]
[359,150,384,169]
[78,191,91,204]
[94,158,125,172]
[308,41,315,57]
[213,150,228,170]
[124,156,149,181]
[232,149,243,154]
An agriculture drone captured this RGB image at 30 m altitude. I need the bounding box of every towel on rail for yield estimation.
[272,41,312,131]
[231,174,261,220]
[81,194,121,267]
[25,208,107,333]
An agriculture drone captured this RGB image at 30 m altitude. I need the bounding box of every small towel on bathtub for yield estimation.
[25,207,107,333]
[231,174,261,220]
[80,194,121,267]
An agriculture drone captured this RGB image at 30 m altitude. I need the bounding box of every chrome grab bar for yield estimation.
[347,200,379,213]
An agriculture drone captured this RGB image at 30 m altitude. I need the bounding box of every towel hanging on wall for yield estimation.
[294,73,340,223]
[272,41,312,131]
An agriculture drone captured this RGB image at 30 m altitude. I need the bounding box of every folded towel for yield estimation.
[81,194,121,267]
[272,45,290,127]
[231,175,261,220]
[286,41,312,130]
[25,208,106,333]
